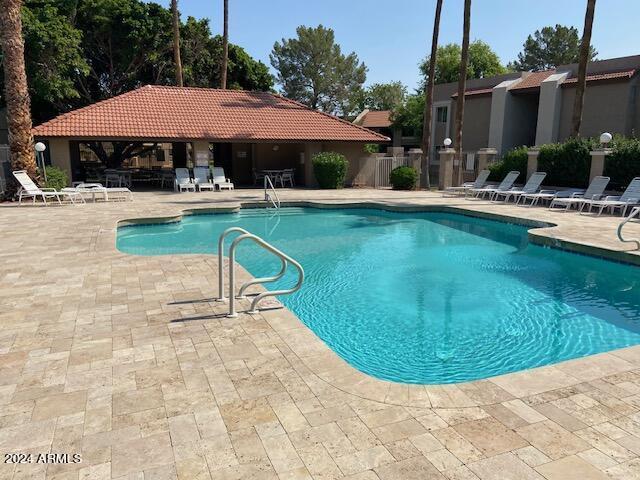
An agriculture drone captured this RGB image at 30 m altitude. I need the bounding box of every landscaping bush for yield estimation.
[389,166,418,190]
[488,146,528,182]
[605,136,640,190]
[43,166,68,191]
[312,152,348,188]
[537,137,597,187]
[363,143,380,154]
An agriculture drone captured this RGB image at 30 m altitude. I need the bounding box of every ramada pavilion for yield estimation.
[32,85,388,187]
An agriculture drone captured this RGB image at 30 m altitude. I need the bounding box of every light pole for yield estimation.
[34,142,47,184]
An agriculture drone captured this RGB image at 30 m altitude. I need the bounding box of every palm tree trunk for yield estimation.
[171,0,183,87]
[571,0,596,137]
[454,0,471,166]
[0,0,37,180]
[420,0,444,190]
[221,0,229,89]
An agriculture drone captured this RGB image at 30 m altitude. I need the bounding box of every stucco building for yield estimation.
[427,55,640,158]
[31,85,388,186]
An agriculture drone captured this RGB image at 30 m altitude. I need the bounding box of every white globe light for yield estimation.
[443,138,452,147]
[599,132,612,145]
[34,142,46,152]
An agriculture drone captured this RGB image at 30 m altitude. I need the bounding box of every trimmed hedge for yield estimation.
[488,146,527,182]
[43,166,69,191]
[312,152,348,189]
[605,136,640,189]
[537,137,597,188]
[389,166,418,190]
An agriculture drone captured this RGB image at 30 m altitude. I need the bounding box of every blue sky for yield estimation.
[153,0,640,91]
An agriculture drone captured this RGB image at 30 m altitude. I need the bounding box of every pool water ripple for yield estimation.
[117,207,640,384]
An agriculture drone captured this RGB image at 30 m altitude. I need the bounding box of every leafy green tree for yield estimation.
[363,82,407,111]
[420,41,507,85]
[0,0,88,123]
[390,93,425,137]
[270,25,367,115]
[509,24,597,72]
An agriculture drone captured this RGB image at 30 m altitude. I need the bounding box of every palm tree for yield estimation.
[454,0,472,165]
[0,0,37,179]
[571,0,597,137]
[420,0,444,190]
[171,0,183,87]
[221,0,229,89]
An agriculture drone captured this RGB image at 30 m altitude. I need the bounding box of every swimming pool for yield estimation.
[117,207,640,384]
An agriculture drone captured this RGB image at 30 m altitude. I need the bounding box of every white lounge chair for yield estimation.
[517,188,585,207]
[443,169,490,197]
[13,170,84,206]
[549,176,610,211]
[582,177,640,216]
[492,172,547,203]
[468,171,520,199]
[213,167,234,191]
[62,183,133,202]
[193,167,215,191]
[174,168,196,192]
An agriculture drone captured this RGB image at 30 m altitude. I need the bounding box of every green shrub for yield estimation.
[537,137,597,187]
[389,166,418,190]
[605,136,640,190]
[43,166,68,191]
[488,146,528,182]
[363,143,380,154]
[312,152,348,189]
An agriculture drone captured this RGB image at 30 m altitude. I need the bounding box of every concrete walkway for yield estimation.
[1,188,639,480]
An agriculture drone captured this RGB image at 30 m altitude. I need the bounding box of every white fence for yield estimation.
[353,155,421,188]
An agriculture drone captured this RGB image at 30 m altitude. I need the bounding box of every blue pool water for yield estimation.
[117,207,640,384]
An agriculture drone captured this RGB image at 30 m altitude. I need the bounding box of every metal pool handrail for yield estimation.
[217,227,304,317]
[264,175,280,209]
[617,206,640,249]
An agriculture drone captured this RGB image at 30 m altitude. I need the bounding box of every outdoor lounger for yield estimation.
[193,167,216,191]
[443,169,490,197]
[62,183,133,202]
[213,167,234,191]
[492,172,547,203]
[13,170,84,205]
[174,168,196,192]
[517,188,586,207]
[548,176,610,211]
[468,171,520,200]
[581,177,640,216]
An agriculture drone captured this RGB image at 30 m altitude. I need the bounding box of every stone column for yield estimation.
[438,148,457,190]
[589,148,612,182]
[407,148,423,173]
[527,147,540,180]
[476,148,497,173]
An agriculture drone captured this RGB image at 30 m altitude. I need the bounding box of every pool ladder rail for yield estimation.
[617,206,640,249]
[264,175,280,209]
[217,227,304,317]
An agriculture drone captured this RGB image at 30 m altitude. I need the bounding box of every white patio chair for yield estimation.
[582,177,640,216]
[213,167,234,191]
[468,171,520,200]
[279,169,295,187]
[252,168,265,186]
[517,188,584,207]
[549,176,610,211]
[493,172,547,203]
[13,170,84,206]
[174,168,196,192]
[193,167,215,191]
[443,169,490,197]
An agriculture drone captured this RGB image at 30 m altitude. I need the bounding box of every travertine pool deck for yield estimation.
[1,188,640,480]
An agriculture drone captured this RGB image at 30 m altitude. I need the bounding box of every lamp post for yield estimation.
[443,138,452,148]
[599,132,612,148]
[34,142,47,184]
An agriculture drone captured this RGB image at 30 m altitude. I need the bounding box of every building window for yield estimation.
[436,106,448,123]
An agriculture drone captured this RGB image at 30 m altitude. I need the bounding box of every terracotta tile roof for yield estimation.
[451,87,494,98]
[509,70,555,90]
[563,68,637,84]
[358,110,392,128]
[33,85,389,142]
